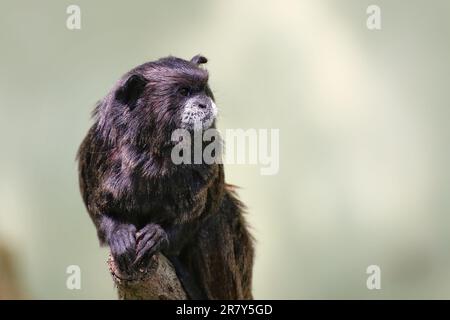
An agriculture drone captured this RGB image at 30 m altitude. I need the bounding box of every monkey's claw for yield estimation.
[134,224,169,267]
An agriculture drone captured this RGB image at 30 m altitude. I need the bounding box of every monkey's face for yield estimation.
[177,84,217,131]
[100,56,217,148]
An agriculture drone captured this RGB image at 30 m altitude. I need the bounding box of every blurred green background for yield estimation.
[1,0,450,299]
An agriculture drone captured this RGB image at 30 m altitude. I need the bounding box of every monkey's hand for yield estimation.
[108,224,137,274]
[134,224,169,268]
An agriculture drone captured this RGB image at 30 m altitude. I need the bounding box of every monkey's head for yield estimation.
[95,55,217,152]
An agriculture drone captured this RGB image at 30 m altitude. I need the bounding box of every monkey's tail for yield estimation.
[167,255,207,300]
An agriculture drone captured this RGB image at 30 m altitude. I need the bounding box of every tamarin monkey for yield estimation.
[77,55,254,299]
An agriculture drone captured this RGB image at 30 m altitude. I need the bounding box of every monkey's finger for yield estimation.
[110,239,121,256]
[136,232,157,254]
[145,242,160,258]
[133,248,148,266]
[123,236,136,254]
[128,233,136,248]
[135,240,157,265]
[136,224,154,242]
[118,238,128,254]
[137,239,166,269]
[134,238,159,266]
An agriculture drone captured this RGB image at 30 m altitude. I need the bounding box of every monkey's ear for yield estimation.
[190,55,208,65]
[115,74,147,110]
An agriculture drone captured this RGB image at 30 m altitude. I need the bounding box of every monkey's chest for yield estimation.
[131,177,208,226]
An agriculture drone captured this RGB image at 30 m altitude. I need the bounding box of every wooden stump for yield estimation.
[108,253,188,300]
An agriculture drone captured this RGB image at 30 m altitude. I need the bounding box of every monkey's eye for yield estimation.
[179,87,192,97]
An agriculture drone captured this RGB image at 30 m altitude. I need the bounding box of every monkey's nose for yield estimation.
[197,103,207,109]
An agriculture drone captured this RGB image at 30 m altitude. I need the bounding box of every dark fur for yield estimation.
[77,55,254,299]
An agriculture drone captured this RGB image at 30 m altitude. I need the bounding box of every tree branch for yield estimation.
[108,253,188,300]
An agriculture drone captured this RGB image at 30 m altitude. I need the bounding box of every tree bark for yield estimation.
[108,253,188,300]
